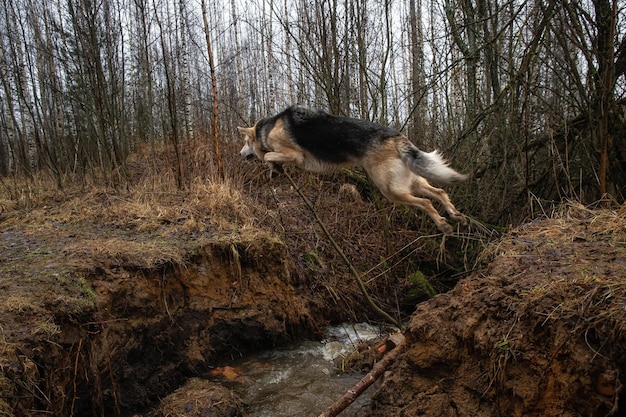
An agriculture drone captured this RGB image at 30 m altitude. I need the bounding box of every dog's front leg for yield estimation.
[266,161,284,178]
[264,151,304,168]
[264,151,293,178]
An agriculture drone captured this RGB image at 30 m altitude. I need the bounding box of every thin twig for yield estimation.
[70,338,83,417]
[283,170,402,329]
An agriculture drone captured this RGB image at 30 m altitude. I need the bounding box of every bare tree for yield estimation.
[0,0,624,220]
[201,0,223,179]
[408,0,427,143]
[153,0,183,187]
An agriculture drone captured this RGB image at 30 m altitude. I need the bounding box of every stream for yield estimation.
[217,323,383,417]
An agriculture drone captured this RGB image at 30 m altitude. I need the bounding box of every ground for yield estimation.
[1,164,625,416]
[0,179,323,416]
[367,204,626,416]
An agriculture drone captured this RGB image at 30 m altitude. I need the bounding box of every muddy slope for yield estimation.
[0,181,331,417]
[1,227,317,416]
[1,166,469,416]
[367,205,626,416]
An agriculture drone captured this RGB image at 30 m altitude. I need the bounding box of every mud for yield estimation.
[366,205,626,416]
[2,175,625,417]
[0,224,317,416]
[2,171,453,417]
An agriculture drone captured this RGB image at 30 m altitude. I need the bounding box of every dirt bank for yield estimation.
[0,180,332,416]
[0,224,314,416]
[8,164,622,417]
[367,204,626,416]
[1,165,460,416]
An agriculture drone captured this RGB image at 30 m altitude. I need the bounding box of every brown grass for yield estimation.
[0,142,491,323]
[0,152,277,268]
[483,202,626,365]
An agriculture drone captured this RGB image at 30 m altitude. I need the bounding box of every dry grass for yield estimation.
[1,175,258,228]
[0,142,492,325]
[481,201,626,367]
[0,156,279,271]
[4,295,44,314]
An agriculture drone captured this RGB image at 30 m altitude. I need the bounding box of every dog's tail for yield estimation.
[397,138,468,185]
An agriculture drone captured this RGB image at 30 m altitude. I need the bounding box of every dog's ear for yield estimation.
[237,126,255,139]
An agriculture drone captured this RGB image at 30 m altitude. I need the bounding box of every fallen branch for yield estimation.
[318,332,406,417]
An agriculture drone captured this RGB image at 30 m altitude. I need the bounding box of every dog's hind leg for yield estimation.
[389,192,454,235]
[412,177,467,225]
[365,154,456,234]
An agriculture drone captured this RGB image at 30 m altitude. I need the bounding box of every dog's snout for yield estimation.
[240,143,258,161]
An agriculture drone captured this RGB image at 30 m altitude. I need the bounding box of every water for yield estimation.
[219,323,383,417]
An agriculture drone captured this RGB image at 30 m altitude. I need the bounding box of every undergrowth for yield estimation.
[0,141,493,322]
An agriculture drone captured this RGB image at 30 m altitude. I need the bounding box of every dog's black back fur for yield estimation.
[281,106,400,164]
[239,105,468,234]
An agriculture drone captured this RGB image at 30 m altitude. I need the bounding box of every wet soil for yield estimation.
[0,223,314,415]
[366,205,626,416]
[1,171,625,417]
[0,181,333,416]
[1,168,440,417]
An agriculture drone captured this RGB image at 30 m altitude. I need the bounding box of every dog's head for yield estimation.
[237,124,266,161]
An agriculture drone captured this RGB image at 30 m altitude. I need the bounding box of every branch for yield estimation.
[615,34,626,80]
[282,169,402,329]
[318,332,406,417]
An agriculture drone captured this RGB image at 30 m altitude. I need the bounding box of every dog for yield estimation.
[238,106,468,234]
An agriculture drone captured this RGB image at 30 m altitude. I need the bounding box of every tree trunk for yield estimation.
[201,0,223,179]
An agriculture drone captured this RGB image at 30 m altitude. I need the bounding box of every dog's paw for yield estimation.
[437,221,454,236]
[267,162,284,179]
[451,212,467,225]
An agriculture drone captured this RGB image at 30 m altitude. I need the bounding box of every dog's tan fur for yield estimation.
[359,138,466,234]
[238,108,467,234]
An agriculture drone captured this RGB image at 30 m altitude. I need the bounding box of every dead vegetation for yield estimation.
[6,142,623,416]
[368,202,626,416]
[483,202,626,346]
[151,378,245,417]
[0,142,487,416]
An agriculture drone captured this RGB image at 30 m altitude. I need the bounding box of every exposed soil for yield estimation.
[0,174,348,416]
[366,204,626,416]
[1,157,624,417]
[0,210,314,416]
[1,160,465,417]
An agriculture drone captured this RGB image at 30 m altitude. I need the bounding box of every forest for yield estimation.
[1,2,626,415]
[0,0,625,224]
